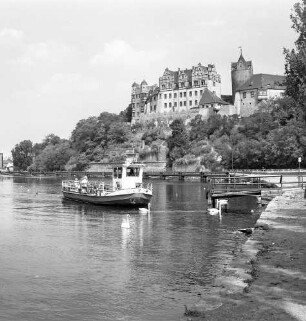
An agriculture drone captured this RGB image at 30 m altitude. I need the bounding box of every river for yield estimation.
[0,176,260,321]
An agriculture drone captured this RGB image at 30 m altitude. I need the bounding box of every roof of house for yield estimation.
[199,88,229,106]
[238,73,286,91]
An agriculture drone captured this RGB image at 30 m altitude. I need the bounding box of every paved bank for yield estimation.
[183,189,306,321]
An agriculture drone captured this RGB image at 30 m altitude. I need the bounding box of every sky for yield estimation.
[0,0,298,157]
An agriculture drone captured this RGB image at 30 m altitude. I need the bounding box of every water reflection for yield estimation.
[0,177,261,321]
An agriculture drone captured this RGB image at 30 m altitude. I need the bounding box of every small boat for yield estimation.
[62,162,153,206]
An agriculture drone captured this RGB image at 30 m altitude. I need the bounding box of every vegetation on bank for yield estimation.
[11,0,306,172]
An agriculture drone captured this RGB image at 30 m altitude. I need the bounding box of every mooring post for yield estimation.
[280,175,283,190]
[200,171,206,183]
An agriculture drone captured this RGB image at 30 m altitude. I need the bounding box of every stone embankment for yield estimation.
[183,188,306,321]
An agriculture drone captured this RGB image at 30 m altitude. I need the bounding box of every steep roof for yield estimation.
[199,88,229,106]
[231,53,252,70]
[238,74,286,91]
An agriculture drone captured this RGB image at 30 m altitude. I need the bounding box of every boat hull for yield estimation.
[62,190,152,206]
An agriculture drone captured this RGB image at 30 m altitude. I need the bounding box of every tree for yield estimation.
[167,119,190,165]
[107,122,131,145]
[11,140,33,170]
[119,104,133,122]
[284,0,306,109]
[32,141,74,171]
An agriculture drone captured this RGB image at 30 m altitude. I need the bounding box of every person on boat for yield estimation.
[80,175,88,191]
[74,177,80,190]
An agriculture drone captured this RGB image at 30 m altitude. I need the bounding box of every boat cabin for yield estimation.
[112,162,144,189]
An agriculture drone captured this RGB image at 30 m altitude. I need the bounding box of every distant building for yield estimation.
[231,52,286,117]
[131,80,158,124]
[231,53,253,99]
[131,62,223,124]
[156,63,221,114]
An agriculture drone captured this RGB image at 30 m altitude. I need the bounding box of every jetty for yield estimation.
[207,174,305,207]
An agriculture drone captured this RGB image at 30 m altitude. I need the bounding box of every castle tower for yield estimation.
[231,50,253,98]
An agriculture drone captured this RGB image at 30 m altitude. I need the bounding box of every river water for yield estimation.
[0,176,260,321]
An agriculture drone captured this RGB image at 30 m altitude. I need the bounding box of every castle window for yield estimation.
[174,93,177,98]
[189,101,192,106]
[169,102,172,108]
[164,103,167,108]
[184,101,186,106]
[243,92,246,98]
[189,91,192,97]
[180,101,182,107]
[195,100,198,105]
[195,90,198,96]
[169,93,172,99]
[201,80,205,85]
[174,102,177,107]
[183,92,186,97]
[251,91,254,98]
[194,80,198,86]
[164,94,167,99]
[180,92,182,98]
[213,82,216,86]
[200,90,203,95]
[162,85,165,89]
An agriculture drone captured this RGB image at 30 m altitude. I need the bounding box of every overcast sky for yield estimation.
[0,0,297,157]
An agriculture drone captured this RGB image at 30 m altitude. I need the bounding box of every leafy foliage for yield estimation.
[11,140,33,171]
[167,119,191,165]
[284,0,306,111]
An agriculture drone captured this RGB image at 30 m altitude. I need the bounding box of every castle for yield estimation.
[130,52,286,124]
[231,52,286,117]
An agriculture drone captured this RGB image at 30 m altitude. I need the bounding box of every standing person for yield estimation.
[80,175,88,191]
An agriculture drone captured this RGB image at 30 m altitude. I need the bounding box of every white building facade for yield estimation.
[131,63,222,124]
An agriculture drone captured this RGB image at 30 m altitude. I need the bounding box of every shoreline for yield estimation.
[184,188,306,321]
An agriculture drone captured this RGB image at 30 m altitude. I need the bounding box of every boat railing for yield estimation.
[62,180,114,193]
[62,180,153,193]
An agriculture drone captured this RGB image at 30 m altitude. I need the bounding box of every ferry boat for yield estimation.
[62,162,152,206]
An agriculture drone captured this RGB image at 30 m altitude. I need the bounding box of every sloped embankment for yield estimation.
[184,189,306,321]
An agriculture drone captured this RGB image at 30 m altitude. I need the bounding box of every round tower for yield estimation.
[231,51,253,98]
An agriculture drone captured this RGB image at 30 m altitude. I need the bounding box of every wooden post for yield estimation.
[280,175,283,190]
[200,172,207,183]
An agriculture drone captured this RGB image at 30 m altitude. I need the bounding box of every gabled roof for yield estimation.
[141,80,148,86]
[199,88,229,105]
[238,74,286,91]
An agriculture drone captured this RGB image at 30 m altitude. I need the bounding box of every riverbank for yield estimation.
[184,188,306,321]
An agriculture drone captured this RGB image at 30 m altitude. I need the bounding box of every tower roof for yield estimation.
[231,53,252,71]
